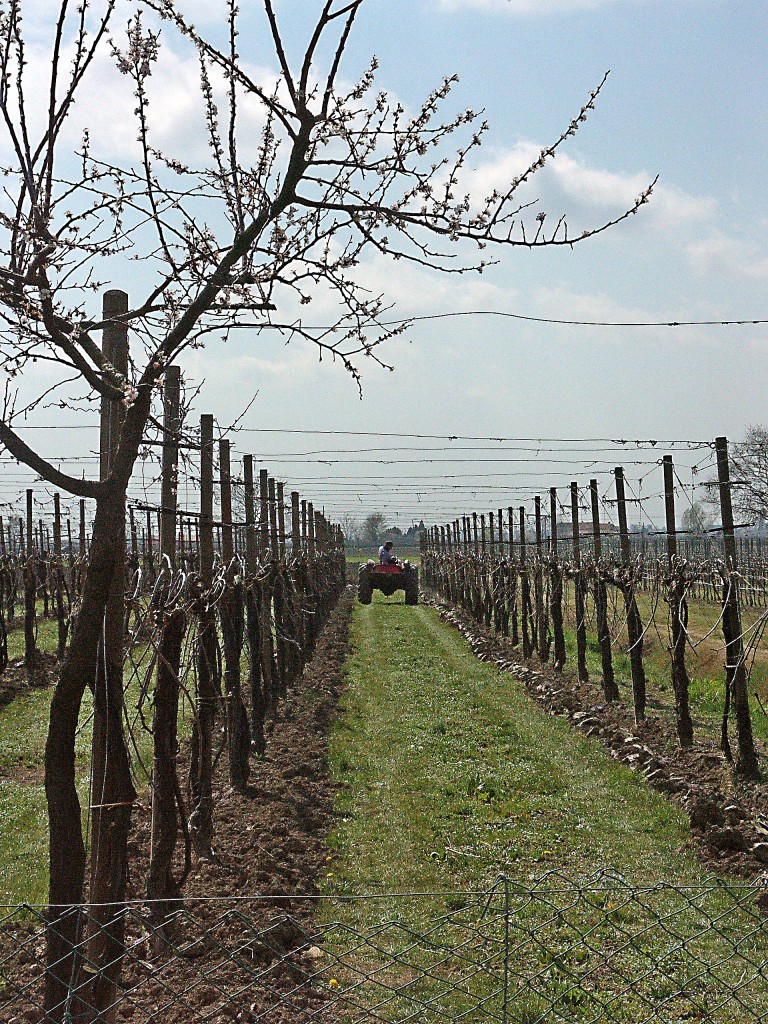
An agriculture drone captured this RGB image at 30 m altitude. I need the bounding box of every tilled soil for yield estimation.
[430,596,768,889]
[3,591,353,1024]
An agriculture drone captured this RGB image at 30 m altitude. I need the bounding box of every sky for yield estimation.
[2,0,767,536]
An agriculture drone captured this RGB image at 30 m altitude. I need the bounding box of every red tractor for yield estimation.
[357,560,419,605]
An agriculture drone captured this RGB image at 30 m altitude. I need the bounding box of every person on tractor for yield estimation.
[378,540,398,565]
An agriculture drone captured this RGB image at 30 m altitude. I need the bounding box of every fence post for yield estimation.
[243,455,266,754]
[534,496,547,661]
[590,478,617,700]
[519,507,532,658]
[53,493,67,658]
[159,365,180,566]
[570,482,588,682]
[219,439,250,791]
[549,488,565,670]
[23,488,36,668]
[189,414,219,858]
[147,370,185,923]
[615,466,646,724]
[715,436,758,776]
[87,288,135,1008]
[663,455,693,747]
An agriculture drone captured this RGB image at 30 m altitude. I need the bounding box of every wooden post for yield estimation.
[268,478,279,561]
[615,466,646,724]
[590,478,617,701]
[88,288,136,998]
[519,507,532,658]
[277,482,287,560]
[23,488,36,667]
[534,496,547,661]
[259,469,269,556]
[188,413,218,857]
[308,502,316,558]
[160,365,180,567]
[219,440,233,564]
[53,493,67,658]
[549,488,565,669]
[199,415,214,583]
[291,492,301,554]
[715,436,758,776]
[218,438,249,791]
[148,372,186,921]
[243,455,266,753]
[570,482,588,682]
[663,456,693,747]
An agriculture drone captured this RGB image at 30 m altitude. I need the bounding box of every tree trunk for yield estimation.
[669,580,693,747]
[574,571,589,682]
[594,576,618,701]
[44,489,128,1022]
[220,577,250,791]
[549,560,566,670]
[189,597,221,859]
[623,584,646,724]
[245,584,266,755]
[147,605,187,929]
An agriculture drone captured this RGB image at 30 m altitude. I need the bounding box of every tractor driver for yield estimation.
[378,540,398,565]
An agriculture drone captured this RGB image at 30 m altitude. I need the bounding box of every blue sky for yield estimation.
[3,0,767,532]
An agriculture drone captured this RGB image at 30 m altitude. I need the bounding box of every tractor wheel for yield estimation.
[357,564,373,604]
[404,567,419,606]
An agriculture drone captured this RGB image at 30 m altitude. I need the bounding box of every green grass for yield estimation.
[559,584,768,745]
[0,620,155,905]
[327,594,701,897]
[6,615,59,662]
[319,593,768,1022]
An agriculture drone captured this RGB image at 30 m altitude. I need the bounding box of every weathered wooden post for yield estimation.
[87,288,136,1009]
[147,365,187,927]
[663,456,693,747]
[220,438,249,790]
[519,507,532,658]
[243,455,265,754]
[23,488,36,667]
[570,482,588,682]
[52,494,67,658]
[534,496,547,661]
[549,488,566,670]
[590,479,617,701]
[615,466,646,724]
[715,436,758,776]
[189,414,219,856]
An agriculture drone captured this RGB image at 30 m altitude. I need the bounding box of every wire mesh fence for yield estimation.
[2,870,768,1023]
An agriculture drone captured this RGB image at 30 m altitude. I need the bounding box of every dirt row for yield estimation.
[4,591,354,1024]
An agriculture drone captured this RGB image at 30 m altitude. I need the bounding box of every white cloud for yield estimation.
[457,142,716,239]
[686,233,768,282]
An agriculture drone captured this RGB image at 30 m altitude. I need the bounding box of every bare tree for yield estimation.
[0,1,654,1017]
[729,426,768,522]
[362,512,388,546]
[680,500,713,534]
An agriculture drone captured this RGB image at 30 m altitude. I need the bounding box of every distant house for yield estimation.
[558,522,619,540]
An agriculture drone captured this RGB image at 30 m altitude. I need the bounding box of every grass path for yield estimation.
[326,593,709,896]
[320,594,768,1022]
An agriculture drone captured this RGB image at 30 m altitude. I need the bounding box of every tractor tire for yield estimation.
[357,564,373,604]
[404,567,419,606]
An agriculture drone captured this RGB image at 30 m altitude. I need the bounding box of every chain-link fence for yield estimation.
[2,870,768,1023]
